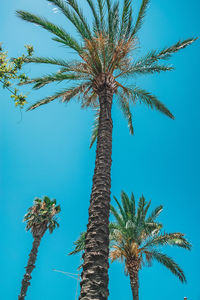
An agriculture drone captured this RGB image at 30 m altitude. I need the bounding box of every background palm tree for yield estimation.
[18,196,61,300]
[16,1,196,298]
[70,191,191,300]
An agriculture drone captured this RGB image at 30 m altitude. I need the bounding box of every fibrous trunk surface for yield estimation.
[79,74,116,300]
[127,258,140,300]
[18,233,43,300]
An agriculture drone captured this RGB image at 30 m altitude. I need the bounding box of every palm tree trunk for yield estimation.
[18,236,42,300]
[127,259,139,300]
[79,74,117,300]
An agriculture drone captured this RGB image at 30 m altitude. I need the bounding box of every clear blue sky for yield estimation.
[0,0,199,299]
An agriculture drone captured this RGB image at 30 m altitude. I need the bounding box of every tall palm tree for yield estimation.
[16,1,196,298]
[109,192,191,300]
[18,196,61,300]
[70,191,191,300]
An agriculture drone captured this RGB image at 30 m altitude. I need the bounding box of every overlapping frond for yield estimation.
[85,0,100,32]
[97,0,106,31]
[16,10,82,53]
[23,56,73,67]
[116,91,134,134]
[28,82,91,110]
[120,0,132,38]
[147,205,163,222]
[131,0,150,37]
[90,107,100,148]
[145,250,186,283]
[47,0,91,39]
[127,86,174,119]
[22,72,86,89]
[142,232,191,250]
[68,232,86,255]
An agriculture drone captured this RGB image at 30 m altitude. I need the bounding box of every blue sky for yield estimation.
[0,0,199,299]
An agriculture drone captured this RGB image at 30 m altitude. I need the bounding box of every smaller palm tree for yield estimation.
[70,192,191,300]
[18,196,61,300]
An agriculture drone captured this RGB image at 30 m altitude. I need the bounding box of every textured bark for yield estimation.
[18,225,47,300]
[79,74,117,300]
[127,258,140,300]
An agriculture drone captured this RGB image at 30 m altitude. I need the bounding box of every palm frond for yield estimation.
[23,72,85,89]
[147,205,163,222]
[110,204,125,228]
[97,0,105,31]
[27,83,90,110]
[69,232,86,255]
[143,233,191,250]
[27,90,67,111]
[120,0,132,38]
[130,193,136,219]
[105,0,112,37]
[116,91,134,134]
[131,0,150,37]
[136,195,146,224]
[113,195,127,224]
[16,10,82,53]
[116,63,174,78]
[47,0,91,39]
[86,0,100,32]
[111,1,120,40]
[126,38,197,69]
[154,38,197,61]
[142,200,151,219]
[121,191,131,219]
[147,250,187,283]
[90,107,100,148]
[23,56,73,67]
[129,86,174,119]
[67,0,92,39]
[125,7,133,39]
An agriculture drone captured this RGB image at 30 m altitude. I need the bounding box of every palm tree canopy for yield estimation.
[24,196,61,236]
[110,192,191,283]
[17,0,196,138]
[70,191,191,283]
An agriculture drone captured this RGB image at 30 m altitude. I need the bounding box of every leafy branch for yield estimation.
[0,43,34,107]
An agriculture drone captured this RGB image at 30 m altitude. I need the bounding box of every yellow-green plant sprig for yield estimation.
[0,44,34,107]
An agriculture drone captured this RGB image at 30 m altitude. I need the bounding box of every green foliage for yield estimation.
[70,191,191,283]
[16,0,196,142]
[69,232,86,255]
[90,108,100,148]
[24,196,61,235]
[0,44,33,107]
[110,192,191,283]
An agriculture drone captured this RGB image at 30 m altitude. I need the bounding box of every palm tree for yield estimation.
[16,1,196,298]
[109,192,191,300]
[70,192,191,300]
[18,196,61,300]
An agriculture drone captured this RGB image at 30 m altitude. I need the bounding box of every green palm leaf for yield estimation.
[90,108,100,148]
[131,0,150,37]
[86,0,100,32]
[27,83,90,110]
[146,250,186,283]
[129,87,174,119]
[16,10,82,53]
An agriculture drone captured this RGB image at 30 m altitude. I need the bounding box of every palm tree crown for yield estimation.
[17,0,196,138]
[109,192,191,283]
[24,196,61,237]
